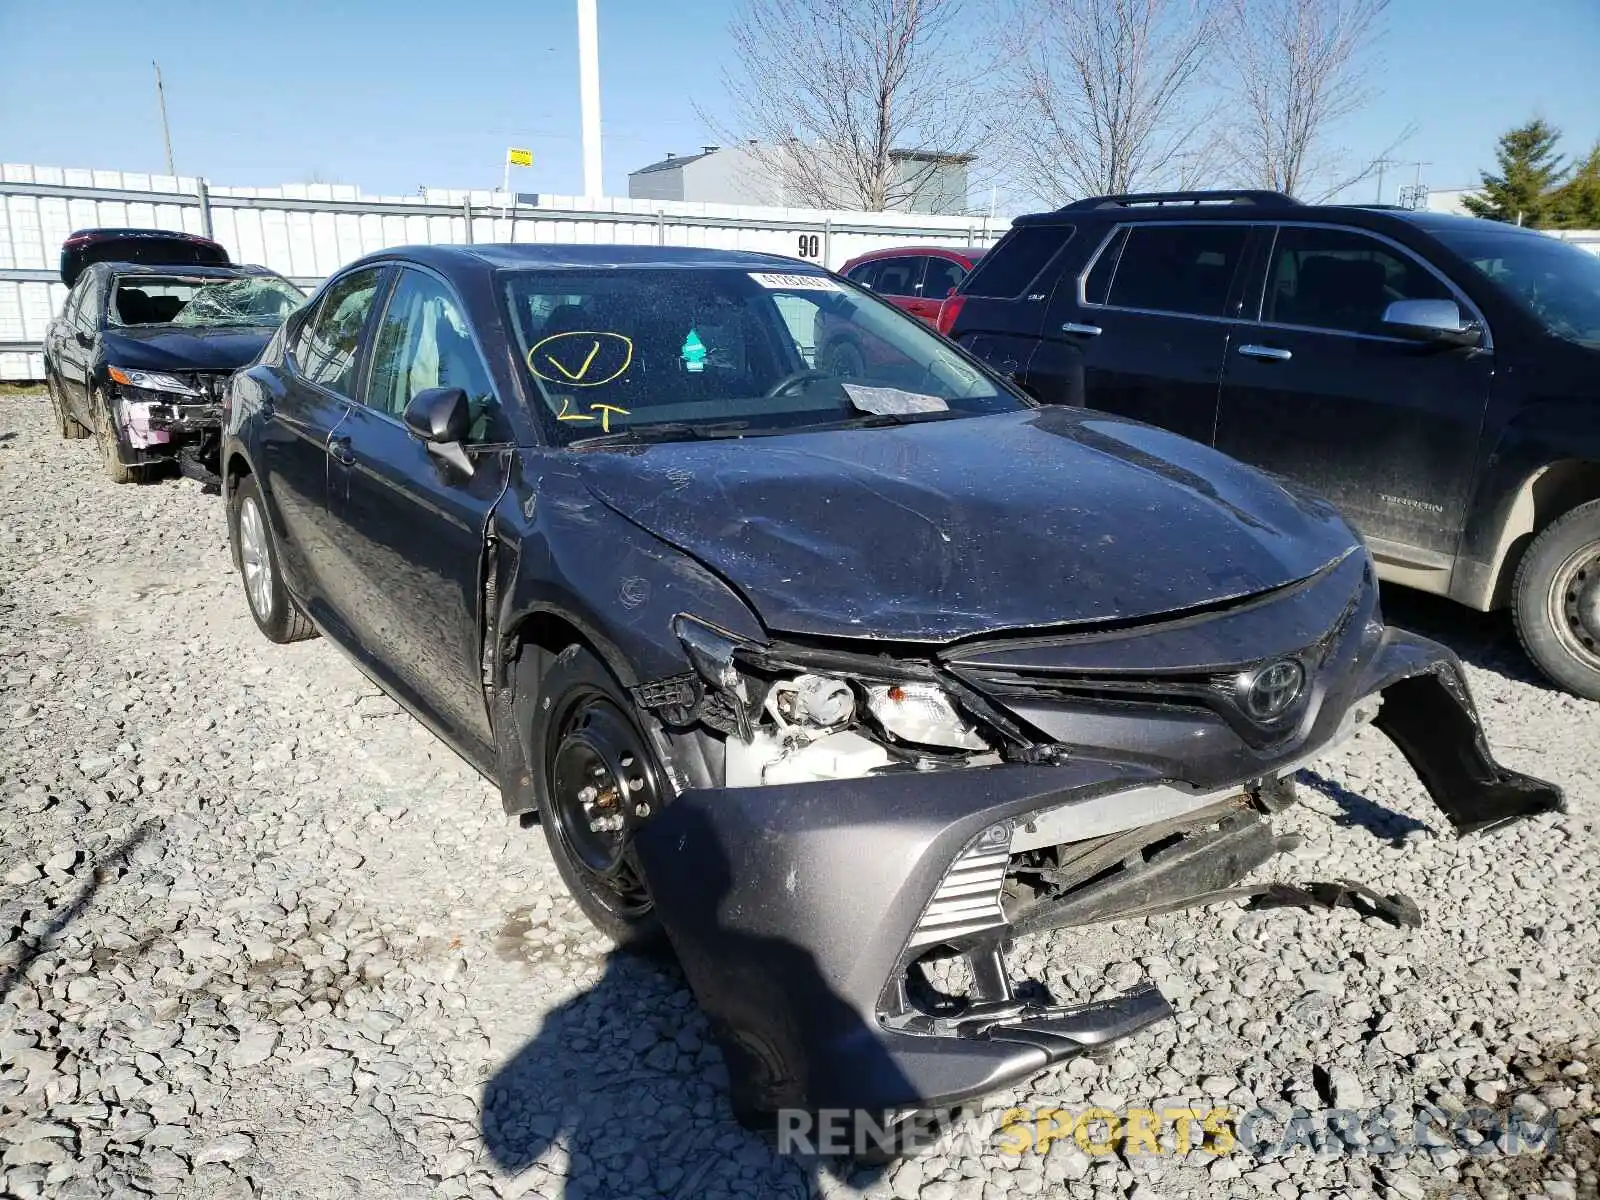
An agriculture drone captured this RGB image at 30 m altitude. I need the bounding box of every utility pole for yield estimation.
[1373,156,1397,204]
[576,0,603,199]
[153,61,176,177]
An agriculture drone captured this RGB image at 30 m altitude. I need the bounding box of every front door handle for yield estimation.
[1238,343,1292,362]
[329,434,356,466]
[1061,322,1102,337]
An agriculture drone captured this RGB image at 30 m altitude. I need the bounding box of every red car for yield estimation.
[839,245,987,325]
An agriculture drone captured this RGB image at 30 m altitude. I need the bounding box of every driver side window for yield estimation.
[365,268,497,440]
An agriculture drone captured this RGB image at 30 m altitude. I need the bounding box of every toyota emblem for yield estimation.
[1238,659,1306,722]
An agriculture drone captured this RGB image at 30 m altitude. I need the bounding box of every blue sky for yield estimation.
[1,0,1596,209]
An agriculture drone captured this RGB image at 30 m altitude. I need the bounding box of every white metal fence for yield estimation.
[0,162,1011,381]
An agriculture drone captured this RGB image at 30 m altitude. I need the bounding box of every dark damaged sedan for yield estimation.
[45,231,302,484]
[220,244,1562,1152]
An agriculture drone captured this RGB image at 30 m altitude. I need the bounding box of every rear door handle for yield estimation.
[329,434,356,465]
[1238,343,1292,362]
[1061,323,1102,336]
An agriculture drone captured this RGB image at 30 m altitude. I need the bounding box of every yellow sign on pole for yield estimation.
[507,148,534,168]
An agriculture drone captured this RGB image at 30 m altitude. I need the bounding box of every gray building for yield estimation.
[628,146,772,206]
[627,144,973,213]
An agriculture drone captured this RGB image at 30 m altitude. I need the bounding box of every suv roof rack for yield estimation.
[1059,190,1299,211]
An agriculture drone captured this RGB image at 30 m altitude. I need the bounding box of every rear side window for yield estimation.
[872,257,924,297]
[1105,224,1248,317]
[923,257,967,298]
[962,225,1075,297]
[845,260,881,288]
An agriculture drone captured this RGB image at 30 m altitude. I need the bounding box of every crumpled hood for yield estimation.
[101,325,272,373]
[575,407,1359,642]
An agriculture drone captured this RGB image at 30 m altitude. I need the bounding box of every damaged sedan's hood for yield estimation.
[574,407,1359,642]
[100,325,273,373]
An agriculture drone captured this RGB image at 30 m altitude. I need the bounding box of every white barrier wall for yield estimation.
[0,163,1010,381]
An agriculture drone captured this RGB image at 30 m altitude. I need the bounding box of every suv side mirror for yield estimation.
[1382,299,1483,348]
[402,386,473,474]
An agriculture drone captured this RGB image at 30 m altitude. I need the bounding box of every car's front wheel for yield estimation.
[532,645,669,954]
[1514,498,1600,700]
[229,474,316,644]
[91,390,134,483]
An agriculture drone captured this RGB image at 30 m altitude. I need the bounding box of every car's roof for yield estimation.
[366,243,822,273]
[99,261,281,279]
[845,245,988,262]
[1012,199,1503,236]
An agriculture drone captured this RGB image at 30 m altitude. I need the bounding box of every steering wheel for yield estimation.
[764,368,834,398]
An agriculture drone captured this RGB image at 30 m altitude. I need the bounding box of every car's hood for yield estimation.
[574,407,1359,642]
[100,325,272,372]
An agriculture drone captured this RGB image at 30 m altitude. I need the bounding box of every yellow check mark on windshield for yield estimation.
[545,339,602,382]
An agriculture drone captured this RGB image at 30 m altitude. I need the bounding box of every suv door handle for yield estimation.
[1238,343,1292,362]
[1061,323,1102,336]
[329,434,356,465]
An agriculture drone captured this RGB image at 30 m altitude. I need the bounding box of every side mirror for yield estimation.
[402,386,473,474]
[1382,298,1482,348]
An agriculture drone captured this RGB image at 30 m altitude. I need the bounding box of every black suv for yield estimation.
[943,190,1600,699]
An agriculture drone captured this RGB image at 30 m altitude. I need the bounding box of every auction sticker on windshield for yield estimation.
[749,272,840,291]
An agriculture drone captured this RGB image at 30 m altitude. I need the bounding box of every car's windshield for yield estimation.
[109,274,303,329]
[500,266,1022,444]
[1434,226,1600,346]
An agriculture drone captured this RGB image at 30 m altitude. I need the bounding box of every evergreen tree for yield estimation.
[1549,142,1600,229]
[1461,119,1568,226]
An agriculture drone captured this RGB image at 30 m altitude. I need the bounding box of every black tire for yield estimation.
[90,389,134,484]
[1512,498,1600,700]
[823,339,867,378]
[530,645,670,954]
[228,473,316,644]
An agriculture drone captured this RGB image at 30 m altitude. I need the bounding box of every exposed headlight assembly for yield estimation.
[671,614,995,758]
[108,366,201,397]
[865,683,988,751]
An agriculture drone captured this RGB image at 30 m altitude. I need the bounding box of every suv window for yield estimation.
[366,268,497,439]
[299,268,384,397]
[1264,226,1453,336]
[1104,224,1247,318]
[923,257,967,299]
[963,226,1074,297]
[873,257,925,297]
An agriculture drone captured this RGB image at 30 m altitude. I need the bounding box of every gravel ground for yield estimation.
[1,387,1596,1200]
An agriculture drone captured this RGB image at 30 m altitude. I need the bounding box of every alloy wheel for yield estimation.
[238,496,276,621]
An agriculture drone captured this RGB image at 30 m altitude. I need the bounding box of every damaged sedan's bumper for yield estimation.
[634,618,1563,1123]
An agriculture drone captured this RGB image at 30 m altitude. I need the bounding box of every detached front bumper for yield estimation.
[634,627,1562,1120]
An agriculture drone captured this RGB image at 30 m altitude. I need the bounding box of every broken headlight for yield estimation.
[670,614,995,759]
[108,366,201,398]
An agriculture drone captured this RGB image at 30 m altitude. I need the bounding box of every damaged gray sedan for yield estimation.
[219,245,1563,1156]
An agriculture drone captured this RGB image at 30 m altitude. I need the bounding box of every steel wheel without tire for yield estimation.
[1513,498,1600,700]
[229,473,316,644]
[533,645,669,953]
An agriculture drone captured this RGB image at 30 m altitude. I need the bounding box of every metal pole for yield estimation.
[196,178,214,239]
[463,198,474,245]
[502,157,511,218]
[577,0,603,199]
[822,218,832,269]
[153,61,176,177]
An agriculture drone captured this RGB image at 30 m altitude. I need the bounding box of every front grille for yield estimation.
[908,839,1009,949]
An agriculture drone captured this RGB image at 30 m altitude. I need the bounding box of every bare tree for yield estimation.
[1222,0,1399,199]
[998,0,1221,205]
[710,0,992,211]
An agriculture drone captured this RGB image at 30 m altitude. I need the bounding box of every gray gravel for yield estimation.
[0,389,1596,1200]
